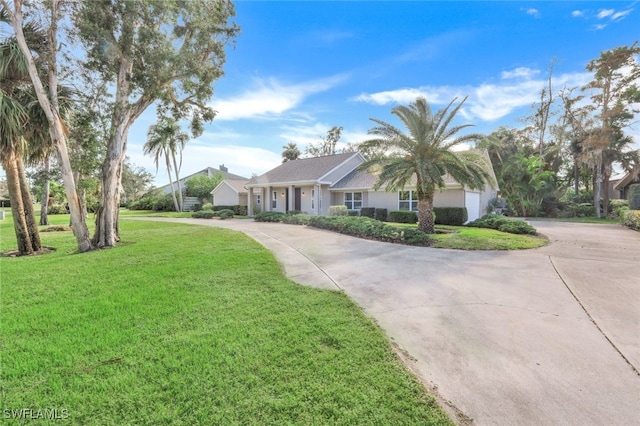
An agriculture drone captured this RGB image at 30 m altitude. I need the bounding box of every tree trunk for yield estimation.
[602,162,612,216]
[3,151,36,255]
[416,187,435,234]
[573,159,579,197]
[164,153,180,212]
[594,157,602,218]
[17,154,41,252]
[40,155,50,226]
[171,152,184,212]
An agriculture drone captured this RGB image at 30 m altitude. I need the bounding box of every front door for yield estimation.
[294,188,302,211]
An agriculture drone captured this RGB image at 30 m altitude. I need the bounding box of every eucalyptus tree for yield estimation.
[1,0,93,252]
[144,118,190,212]
[582,43,640,217]
[359,97,494,234]
[73,0,239,247]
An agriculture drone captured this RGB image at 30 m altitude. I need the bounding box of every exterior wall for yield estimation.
[358,188,466,212]
[434,188,465,207]
[212,184,240,206]
[478,182,498,217]
[319,186,332,215]
[322,155,363,184]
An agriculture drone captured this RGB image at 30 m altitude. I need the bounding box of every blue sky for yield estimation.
[57,2,640,184]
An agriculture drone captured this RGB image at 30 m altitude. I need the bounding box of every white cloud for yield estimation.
[524,8,540,18]
[353,69,593,122]
[611,9,632,20]
[501,67,540,80]
[572,10,584,17]
[210,74,349,121]
[597,9,615,19]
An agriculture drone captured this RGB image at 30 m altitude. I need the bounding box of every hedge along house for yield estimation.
[243,152,498,222]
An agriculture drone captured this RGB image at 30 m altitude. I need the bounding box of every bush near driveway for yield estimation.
[622,210,640,231]
[467,214,537,235]
[433,207,468,226]
[254,213,432,246]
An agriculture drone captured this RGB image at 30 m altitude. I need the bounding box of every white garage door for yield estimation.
[465,191,481,222]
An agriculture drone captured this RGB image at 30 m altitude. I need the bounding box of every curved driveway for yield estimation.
[134,217,640,425]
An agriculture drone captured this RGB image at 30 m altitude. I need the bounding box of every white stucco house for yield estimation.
[213,152,498,222]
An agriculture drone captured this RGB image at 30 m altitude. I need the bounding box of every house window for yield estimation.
[272,191,277,209]
[311,188,315,210]
[344,192,362,210]
[256,194,261,205]
[399,191,418,211]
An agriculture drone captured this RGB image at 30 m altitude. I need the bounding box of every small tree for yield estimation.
[185,173,224,202]
[305,126,343,157]
[281,142,301,162]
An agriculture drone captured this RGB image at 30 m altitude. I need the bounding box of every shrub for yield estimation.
[622,209,640,231]
[467,214,537,235]
[388,210,417,224]
[329,205,348,216]
[609,199,628,210]
[433,207,468,226]
[374,208,388,221]
[497,220,537,235]
[360,207,375,218]
[308,216,431,246]
[252,204,261,215]
[629,184,640,210]
[217,209,235,220]
[47,204,69,215]
[202,203,213,211]
[152,194,177,212]
[347,210,359,216]
[192,209,216,219]
[254,212,287,222]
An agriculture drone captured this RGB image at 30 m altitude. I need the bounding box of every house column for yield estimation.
[289,185,295,212]
[267,186,272,211]
[247,186,252,216]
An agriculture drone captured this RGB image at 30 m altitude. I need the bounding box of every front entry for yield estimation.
[294,188,301,211]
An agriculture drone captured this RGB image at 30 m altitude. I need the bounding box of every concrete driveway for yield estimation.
[135,217,640,425]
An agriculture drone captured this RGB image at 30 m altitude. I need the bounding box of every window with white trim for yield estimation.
[344,192,363,210]
[272,191,277,209]
[398,190,418,211]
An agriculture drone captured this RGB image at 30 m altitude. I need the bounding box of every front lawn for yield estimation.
[1,217,451,425]
[431,225,547,250]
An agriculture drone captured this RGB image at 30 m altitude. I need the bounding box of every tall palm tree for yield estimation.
[144,118,189,212]
[281,142,300,162]
[359,97,494,234]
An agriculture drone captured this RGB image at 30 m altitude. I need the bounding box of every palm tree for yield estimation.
[281,142,301,163]
[359,97,494,234]
[144,118,189,212]
[0,33,43,254]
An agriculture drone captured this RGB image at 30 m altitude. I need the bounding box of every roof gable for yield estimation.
[247,152,362,186]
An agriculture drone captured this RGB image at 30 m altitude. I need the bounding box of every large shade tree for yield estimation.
[359,97,494,234]
[73,0,239,247]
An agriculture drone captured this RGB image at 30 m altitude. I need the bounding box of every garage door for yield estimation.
[465,191,481,222]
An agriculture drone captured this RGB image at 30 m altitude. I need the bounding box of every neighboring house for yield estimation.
[614,165,640,200]
[239,152,497,222]
[211,179,250,207]
[156,165,247,195]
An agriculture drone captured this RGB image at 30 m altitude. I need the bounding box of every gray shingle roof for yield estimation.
[330,168,378,190]
[247,152,358,185]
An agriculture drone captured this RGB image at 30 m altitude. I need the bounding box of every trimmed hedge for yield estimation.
[329,205,348,216]
[374,208,388,221]
[466,214,537,235]
[360,207,376,218]
[622,210,640,231]
[308,216,432,246]
[388,210,417,224]
[213,205,248,216]
[433,207,468,226]
[629,184,640,210]
[347,210,359,216]
[254,213,432,246]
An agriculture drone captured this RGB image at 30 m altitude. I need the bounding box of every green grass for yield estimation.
[527,216,620,225]
[431,225,547,250]
[118,209,195,218]
[391,223,547,250]
[1,216,452,425]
